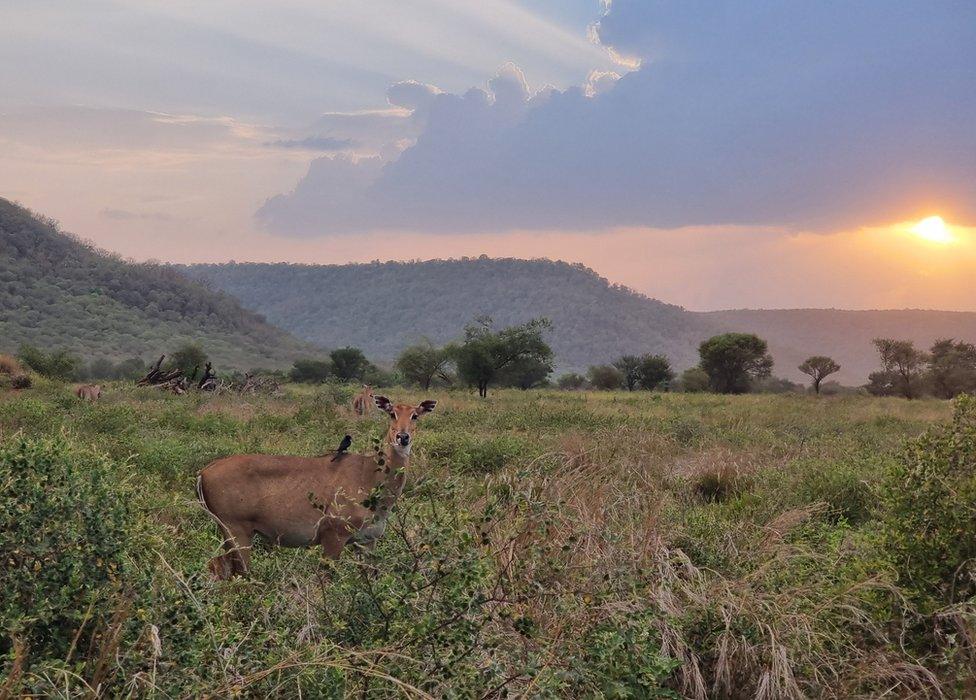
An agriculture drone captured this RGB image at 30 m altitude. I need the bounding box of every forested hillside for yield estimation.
[0,198,310,368]
[183,258,712,372]
[185,259,976,382]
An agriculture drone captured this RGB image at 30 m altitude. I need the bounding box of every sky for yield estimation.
[1,0,974,311]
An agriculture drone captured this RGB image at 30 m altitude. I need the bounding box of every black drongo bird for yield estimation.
[331,434,352,461]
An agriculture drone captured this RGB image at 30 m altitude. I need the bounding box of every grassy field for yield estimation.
[1,382,974,698]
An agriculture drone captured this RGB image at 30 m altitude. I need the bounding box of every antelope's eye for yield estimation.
[411,413,418,421]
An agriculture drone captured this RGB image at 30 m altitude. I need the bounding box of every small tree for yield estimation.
[927,338,976,399]
[798,355,841,395]
[290,358,332,383]
[557,372,588,390]
[169,343,208,377]
[698,333,773,394]
[636,354,674,391]
[330,347,371,382]
[396,340,452,390]
[872,338,928,399]
[587,364,624,390]
[612,355,642,391]
[454,316,553,397]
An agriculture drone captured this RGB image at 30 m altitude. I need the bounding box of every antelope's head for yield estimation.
[362,384,374,398]
[374,396,436,457]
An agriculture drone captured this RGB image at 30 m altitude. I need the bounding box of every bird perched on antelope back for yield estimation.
[331,434,352,461]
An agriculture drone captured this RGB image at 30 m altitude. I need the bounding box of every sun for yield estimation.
[912,215,954,244]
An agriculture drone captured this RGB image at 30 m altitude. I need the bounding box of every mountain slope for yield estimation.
[184,258,976,383]
[182,258,712,373]
[0,198,310,368]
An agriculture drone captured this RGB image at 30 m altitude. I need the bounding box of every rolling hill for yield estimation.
[182,258,713,373]
[184,259,976,384]
[0,198,310,369]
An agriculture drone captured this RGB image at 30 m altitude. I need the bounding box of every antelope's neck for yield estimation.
[375,445,408,503]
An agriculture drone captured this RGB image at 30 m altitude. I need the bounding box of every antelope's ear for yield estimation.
[416,399,437,416]
[374,395,395,416]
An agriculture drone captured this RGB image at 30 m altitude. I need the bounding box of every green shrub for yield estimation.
[881,395,976,609]
[0,436,133,660]
[424,434,526,474]
[573,611,679,696]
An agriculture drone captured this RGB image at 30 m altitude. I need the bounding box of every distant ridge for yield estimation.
[184,258,976,383]
[182,258,712,373]
[0,198,311,368]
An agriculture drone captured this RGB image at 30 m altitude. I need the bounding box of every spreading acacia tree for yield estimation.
[698,333,773,394]
[454,316,553,397]
[395,339,454,390]
[798,355,841,395]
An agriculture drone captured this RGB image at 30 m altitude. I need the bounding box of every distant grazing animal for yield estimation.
[75,384,102,401]
[197,396,437,579]
[331,434,352,462]
[352,385,374,416]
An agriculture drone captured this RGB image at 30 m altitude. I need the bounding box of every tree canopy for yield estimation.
[395,340,453,390]
[329,347,371,381]
[454,316,553,397]
[698,333,773,394]
[870,339,928,399]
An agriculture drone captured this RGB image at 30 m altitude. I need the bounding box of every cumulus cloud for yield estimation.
[259,0,976,236]
[386,80,442,113]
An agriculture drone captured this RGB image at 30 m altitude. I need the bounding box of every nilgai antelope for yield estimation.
[352,384,374,416]
[197,395,436,579]
[75,384,102,401]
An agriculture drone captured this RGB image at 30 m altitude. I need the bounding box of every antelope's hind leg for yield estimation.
[209,523,254,579]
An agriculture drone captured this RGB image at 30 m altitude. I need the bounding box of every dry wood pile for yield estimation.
[136,355,217,394]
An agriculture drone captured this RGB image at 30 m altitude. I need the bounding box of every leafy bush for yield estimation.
[16,344,80,380]
[880,395,976,609]
[557,372,588,390]
[587,364,624,390]
[0,436,133,660]
[290,357,332,383]
[676,367,710,393]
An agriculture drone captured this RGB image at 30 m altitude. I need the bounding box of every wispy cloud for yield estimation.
[265,136,354,152]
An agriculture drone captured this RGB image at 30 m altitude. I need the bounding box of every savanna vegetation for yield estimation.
[2,377,974,697]
[0,199,311,370]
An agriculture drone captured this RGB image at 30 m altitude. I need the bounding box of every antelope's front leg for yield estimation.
[318,525,350,560]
